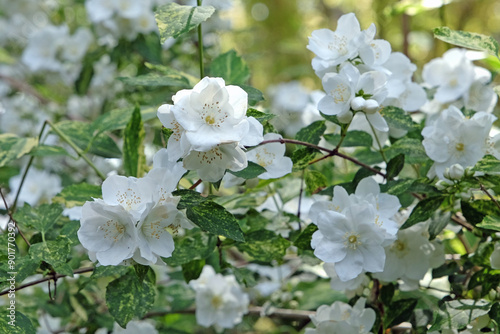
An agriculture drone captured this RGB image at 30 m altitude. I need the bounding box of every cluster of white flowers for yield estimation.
[422,48,498,116]
[78,149,194,266]
[158,76,265,182]
[309,177,400,281]
[308,13,426,135]
[85,0,158,43]
[21,24,93,83]
[422,105,500,179]
[189,265,249,330]
[305,298,376,334]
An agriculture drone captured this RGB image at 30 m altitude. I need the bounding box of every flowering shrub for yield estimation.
[1,1,500,333]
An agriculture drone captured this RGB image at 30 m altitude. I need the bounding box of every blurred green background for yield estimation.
[217,0,500,94]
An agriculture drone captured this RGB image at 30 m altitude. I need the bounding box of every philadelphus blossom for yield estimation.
[158,77,264,182]
[78,152,193,266]
[307,13,391,78]
[422,105,497,180]
[373,222,445,291]
[318,63,388,130]
[305,298,376,334]
[189,265,249,330]
[246,133,293,179]
[309,178,400,281]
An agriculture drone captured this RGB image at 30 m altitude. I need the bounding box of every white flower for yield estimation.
[61,27,93,62]
[422,48,476,103]
[134,201,192,265]
[306,298,375,334]
[21,25,68,72]
[246,133,292,179]
[166,77,249,151]
[9,168,62,206]
[78,200,138,266]
[373,222,444,290]
[182,142,248,182]
[318,63,388,131]
[422,105,496,179]
[112,320,158,334]
[323,263,369,298]
[189,265,249,329]
[311,204,387,281]
[307,13,364,77]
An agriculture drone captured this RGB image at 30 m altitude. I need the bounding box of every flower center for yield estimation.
[343,231,361,250]
[455,143,465,151]
[205,115,215,125]
[211,295,223,308]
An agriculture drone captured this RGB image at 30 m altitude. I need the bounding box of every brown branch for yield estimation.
[144,306,315,321]
[477,179,500,212]
[189,179,202,190]
[0,188,31,246]
[0,73,50,104]
[0,266,94,296]
[255,138,387,178]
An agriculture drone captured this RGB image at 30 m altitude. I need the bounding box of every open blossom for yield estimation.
[189,265,249,329]
[318,63,388,130]
[162,76,250,152]
[422,105,496,179]
[305,298,375,334]
[422,48,476,103]
[246,133,293,179]
[307,13,390,78]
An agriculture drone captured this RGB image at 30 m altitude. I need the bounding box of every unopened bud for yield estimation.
[464,166,475,177]
[444,163,464,180]
[435,180,451,191]
[350,96,366,111]
[364,99,379,114]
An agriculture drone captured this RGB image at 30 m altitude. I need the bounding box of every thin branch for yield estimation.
[477,179,500,212]
[0,188,31,246]
[0,73,50,104]
[189,179,202,190]
[144,306,315,321]
[0,267,94,296]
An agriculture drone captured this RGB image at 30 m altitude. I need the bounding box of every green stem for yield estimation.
[366,115,388,163]
[12,121,48,212]
[197,0,205,79]
[46,121,106,181]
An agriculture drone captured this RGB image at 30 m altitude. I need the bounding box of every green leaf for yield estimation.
[54,120,121,158]
[293,224,318,251]
[75,56,94,95]
[295,120,326,145]
[29,239,72,276]
[434,27,499,58]
[401,197,444,229]
[29,145,70,157]
[0,310,35,334]
[237,230,290,263]
[123,107,146,177]
[429,299,491,331]
[106,272,156,328]
[155,3,215,42]
[304,170,327,195]
[0,134,38,168]
[291,147,319,171]
[182,259,205,282]
[186,201,245,242]
[320,112,341,126]
[229,161,266,179]
[246,108,275,122]
[53,183,102,208]
[240,85,265,105]
[165,231,217,267]
[477,215,500,232]
[209,50,250,85]
[134,32,162,64]
[163,282,195,311]
[384,299,418,328]
[380,106,414,131]
[13,203,63,235]
[473,155,500,173]
[386,153,405,180]
[324,130,372,148]
[172,189,211,210]
[385,138,428,164]
[232,267,257,287]
[91,266,129,279]
[118,72,190,88]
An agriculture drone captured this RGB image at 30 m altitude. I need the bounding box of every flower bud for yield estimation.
[350,96,366,111]
[435,180,451,191]
[364,99,379,114]
[444,163,464,180]
[464,166,475,177]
